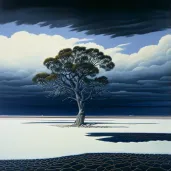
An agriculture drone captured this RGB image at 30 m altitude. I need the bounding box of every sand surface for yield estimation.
[1,117,171,160]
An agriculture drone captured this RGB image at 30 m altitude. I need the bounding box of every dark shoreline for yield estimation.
[1,115,171,119]
[1,153,171,171]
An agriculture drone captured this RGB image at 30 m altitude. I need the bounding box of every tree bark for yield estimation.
[74,94,85,126]
[75,109,85,126]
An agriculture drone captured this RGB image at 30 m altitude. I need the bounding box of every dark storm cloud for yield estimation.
[160,76,171,81]
[107,71,171,100]
[1,0,170,10]
[0,0,170,37]
[0,70,43,99]
[0,71,170,115]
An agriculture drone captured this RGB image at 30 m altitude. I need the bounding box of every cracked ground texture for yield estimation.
[0,153,171,171]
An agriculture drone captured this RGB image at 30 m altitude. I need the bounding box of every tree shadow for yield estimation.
[23,121,129,128]
[23,121,158,125]
[86,132,171,143]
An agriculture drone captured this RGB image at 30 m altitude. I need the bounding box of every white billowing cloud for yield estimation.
[76,38,94,42]
[0,31,170,82]
[0,31,128,72]
[77,42,128,56]
[0,31,94,70]
[77,35,171,80]
[110,34,171,72]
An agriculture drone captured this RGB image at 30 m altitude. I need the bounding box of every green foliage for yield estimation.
[43,57,54,69]
[95,76,109,85]
[45,74,57,81]
[32,72,58,85]
[32,72,50,83]
[33,46,115,99]
[58,48,72,58]
[42,46,114,77]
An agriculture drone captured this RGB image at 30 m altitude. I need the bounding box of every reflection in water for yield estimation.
[86,132,171,143]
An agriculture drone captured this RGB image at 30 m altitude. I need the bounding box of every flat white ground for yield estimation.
[0,118,171,160]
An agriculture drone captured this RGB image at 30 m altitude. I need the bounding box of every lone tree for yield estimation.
[32,46,115,126]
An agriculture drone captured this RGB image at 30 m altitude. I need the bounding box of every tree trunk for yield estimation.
[74,94,85,126]
[75,109,85,126]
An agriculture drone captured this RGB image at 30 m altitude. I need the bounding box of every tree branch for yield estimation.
[62,97,77,102]
[83,90,93,102]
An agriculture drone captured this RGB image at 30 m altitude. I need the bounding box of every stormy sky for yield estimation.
[0,0,171,37]
[0,0,170,115]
